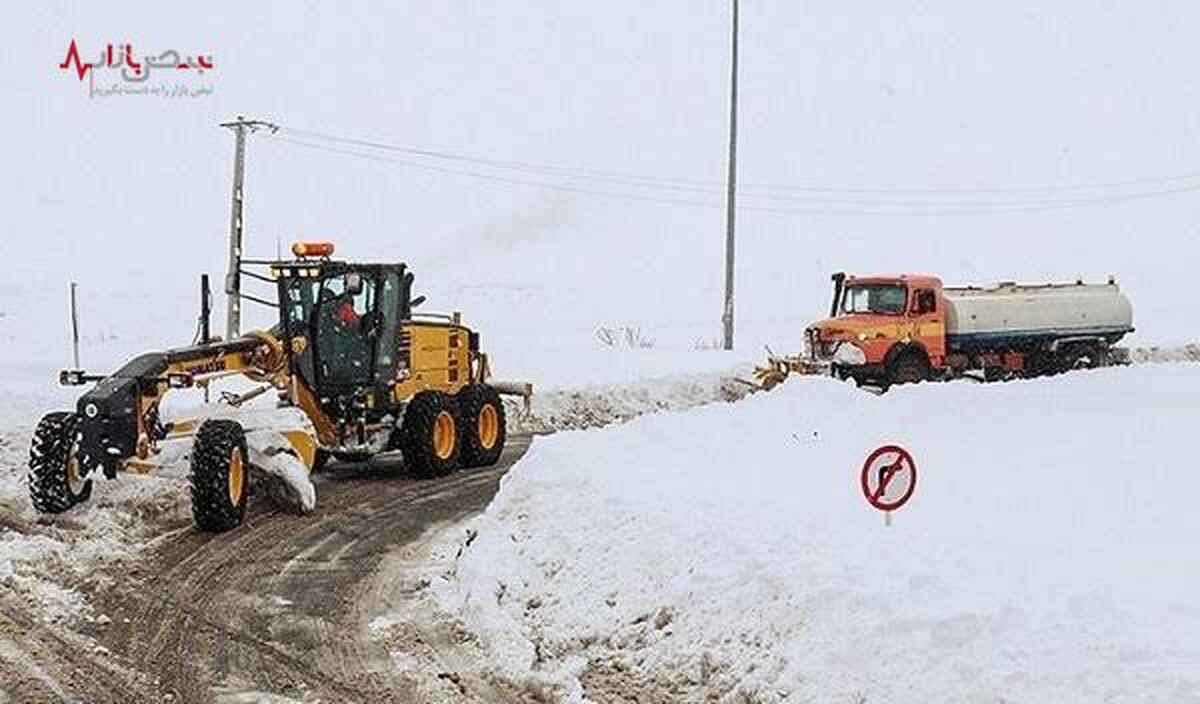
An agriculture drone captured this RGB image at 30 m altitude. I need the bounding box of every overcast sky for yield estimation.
[3,1,1198,368]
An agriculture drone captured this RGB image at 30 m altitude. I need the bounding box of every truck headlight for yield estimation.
[833,342,867,366]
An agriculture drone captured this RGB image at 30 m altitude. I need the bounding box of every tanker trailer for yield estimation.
[942,280,1133,378]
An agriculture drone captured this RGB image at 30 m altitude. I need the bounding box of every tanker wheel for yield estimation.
[1057,342,1105,372]
[457,384,507,468]
[888,350,929,386]
[395,391,461,478]
[190,419,249,533]
[28,411,92,514]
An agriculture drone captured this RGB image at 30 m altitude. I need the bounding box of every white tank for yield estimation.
[943,280,1133,342]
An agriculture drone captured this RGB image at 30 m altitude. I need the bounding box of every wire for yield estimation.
[280,125,723,190]
[262,130,1200,216]
[279,123,1200,199]
[262,134,730,210]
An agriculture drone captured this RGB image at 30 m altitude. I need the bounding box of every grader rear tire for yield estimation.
[395,392,461,478]
[28,411,92,514]
[457,384,507,468]
[190,419,249,533]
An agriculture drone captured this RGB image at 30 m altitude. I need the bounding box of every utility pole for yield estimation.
[722,0,740,351]
[219,116,277,340]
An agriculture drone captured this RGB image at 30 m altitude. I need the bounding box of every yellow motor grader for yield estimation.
[29,242,529,532]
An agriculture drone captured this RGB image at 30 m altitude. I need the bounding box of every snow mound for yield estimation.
[1129,342,1200,365]
[415,364,1200,703]
[508,365,757,434]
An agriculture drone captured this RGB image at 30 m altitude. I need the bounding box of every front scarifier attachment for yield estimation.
[28,411,93,513]
[190,419,250,532]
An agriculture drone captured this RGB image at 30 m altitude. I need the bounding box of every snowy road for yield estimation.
[0,437,531,702]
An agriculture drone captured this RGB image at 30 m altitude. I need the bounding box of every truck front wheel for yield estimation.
[888,350,930,386]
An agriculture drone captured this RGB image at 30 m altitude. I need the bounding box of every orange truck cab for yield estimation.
[806,273,946,385]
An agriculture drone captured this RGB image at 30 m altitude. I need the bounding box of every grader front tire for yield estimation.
[457,384,506,468]
[28,411,92,514]
[190,419,249,533]
[396,392,461,478]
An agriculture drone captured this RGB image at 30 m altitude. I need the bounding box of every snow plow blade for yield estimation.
[751,353,829,390]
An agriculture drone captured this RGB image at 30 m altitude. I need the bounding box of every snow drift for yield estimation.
[410,364,1200,703]
[508,364,756,435]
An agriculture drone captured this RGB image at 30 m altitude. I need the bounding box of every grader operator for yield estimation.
[28,242,525,532]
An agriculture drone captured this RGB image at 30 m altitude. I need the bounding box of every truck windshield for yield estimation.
[841,284,907,315]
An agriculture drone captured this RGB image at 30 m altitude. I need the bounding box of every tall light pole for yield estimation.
[722,0,740,350]
[219,115,277,341]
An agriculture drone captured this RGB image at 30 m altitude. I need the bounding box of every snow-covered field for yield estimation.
[396,364,1200,703]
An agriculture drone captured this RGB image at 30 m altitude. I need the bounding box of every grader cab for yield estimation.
[30,242,528,532]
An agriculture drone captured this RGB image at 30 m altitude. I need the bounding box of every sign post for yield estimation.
[860,444,917,525]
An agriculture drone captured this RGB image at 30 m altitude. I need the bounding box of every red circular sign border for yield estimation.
[859,444,917,512]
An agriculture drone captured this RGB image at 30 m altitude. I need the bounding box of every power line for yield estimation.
[261,131,1200,216]
[262,134,730,210]
[278,123,1200,199]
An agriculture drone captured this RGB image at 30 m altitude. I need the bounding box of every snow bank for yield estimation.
[1129,342,1200,365]
[509,364,757,435]
[416,364,1200,703]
